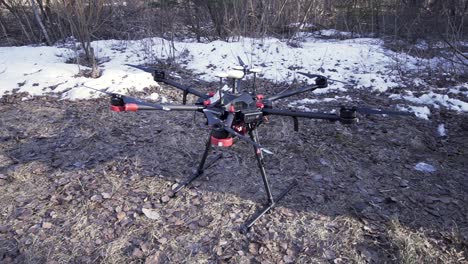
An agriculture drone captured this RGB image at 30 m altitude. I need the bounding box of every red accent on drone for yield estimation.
[232,124,247,135]
[125,103,139,112]
[203,100,211,106]
[210,136,233,147]
[256,102,264,109]
[208,92,215,97]
[256,94,264,100]
[229,105,235,113]
[110,105,125,112]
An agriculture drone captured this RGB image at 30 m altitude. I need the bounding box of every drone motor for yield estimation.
[339,107,358,124]
[153,70,165,82]
[110,94,125,112]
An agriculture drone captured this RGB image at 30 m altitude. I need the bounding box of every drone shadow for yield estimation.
[1,98,467,262]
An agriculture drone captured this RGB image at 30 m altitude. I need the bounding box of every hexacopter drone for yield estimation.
[90,57,411,233]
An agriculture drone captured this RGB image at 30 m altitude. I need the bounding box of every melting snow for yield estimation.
[437,124,447,137]
[0,36,429,101]
[0,34,466,115]
[397,92,468,112]
[414,162,437,173]
[398,105,431,120]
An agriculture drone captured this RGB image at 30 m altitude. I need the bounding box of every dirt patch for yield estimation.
[0,82,467,263]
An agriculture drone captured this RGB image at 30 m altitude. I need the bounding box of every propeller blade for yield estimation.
[203,109,222,126]
[237,56,246,67]
[298,72,351,85]
[83,85,166,110]
[297,72,322,79]
[125,64,155,74]
[83,85,115,96]
[224,126,273,155]
[356,107,413,116]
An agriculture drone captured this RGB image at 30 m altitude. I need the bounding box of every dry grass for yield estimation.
[0,93,467,263]
[388,219,467,264]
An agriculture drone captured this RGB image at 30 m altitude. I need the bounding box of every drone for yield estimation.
[88,57,412,233]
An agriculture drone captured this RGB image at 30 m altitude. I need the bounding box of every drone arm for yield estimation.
[265,85,320,102]
[262,108,340,121]
[262,108,339,132]
[124,103,204,112]
[159,78,210,99]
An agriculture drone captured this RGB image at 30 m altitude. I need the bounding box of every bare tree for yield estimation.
[30,0,51,44]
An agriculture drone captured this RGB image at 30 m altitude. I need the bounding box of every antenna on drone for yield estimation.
[234,56,262,95]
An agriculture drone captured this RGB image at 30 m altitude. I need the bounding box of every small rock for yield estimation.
[117,212,126,221]
[0,179,7,186]
[188,221,199,230]
[160,196,170,203]
[399,180,409,188]
[359,247,379,262]
[42,222,53,229]
[313,174,323,181]
[145,252,162,264]
[280,242,288,250]
[141,242,151,253]
[142,208,160,220]
[414,162,436,173]
[158,237,168,245]
[132,248,144,258]
[102,192,112,199]
[248,243,259,255]
[384,197,398,204]
[323,249,336,260]
[283,255,294,263]
[198,217,212,227]
[91,194,103,202]
[0,224,9,233]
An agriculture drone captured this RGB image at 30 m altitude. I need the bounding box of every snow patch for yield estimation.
[398,105,431,120]
[0,35,466,106]
[414,162,437,173]
[437,124,447,137]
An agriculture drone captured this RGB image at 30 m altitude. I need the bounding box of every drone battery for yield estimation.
[241,110,263,123]
[211,136,233,147]
[153,70,165,81]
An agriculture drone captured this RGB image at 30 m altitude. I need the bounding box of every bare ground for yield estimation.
[0,81,467,263]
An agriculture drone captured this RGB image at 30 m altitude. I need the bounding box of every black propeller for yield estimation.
[125,64,155,74]
[83,85,165,110]
[297,71,350,85]
[353,106,413,116]
[237,56,247,67]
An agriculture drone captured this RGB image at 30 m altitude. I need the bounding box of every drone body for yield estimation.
[94,59,411,233]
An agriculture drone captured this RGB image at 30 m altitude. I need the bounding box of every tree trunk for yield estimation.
[30,0,52,45]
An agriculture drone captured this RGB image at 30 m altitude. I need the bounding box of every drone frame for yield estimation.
[105,62,411,233]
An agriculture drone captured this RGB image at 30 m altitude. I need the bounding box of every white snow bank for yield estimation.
[0,36,465,107]
[0,43,159,101]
